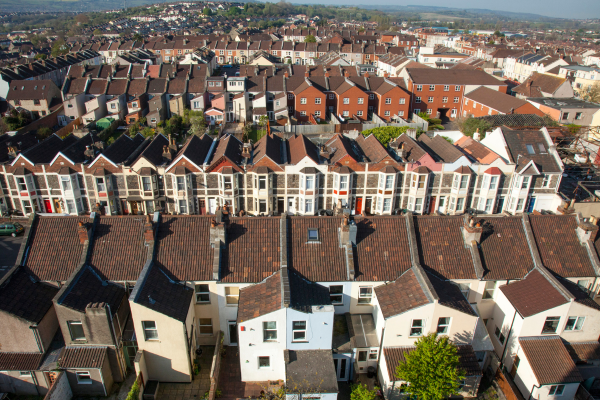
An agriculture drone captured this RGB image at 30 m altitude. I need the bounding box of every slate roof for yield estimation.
[375,269,430,319]
[237,270,281,323]
[284,350,338,394]
[519,336,582,384]
[391,134,427,162]
[476,114,553,128]
[0,352,44,371]
[7,80,57,101]
[208,134,243,169]
[101,133,146,164]
[0,131,38,164]
[154,216,213,281]
[383,345,482,380]
[88,216,148,281]
[355,134,390,163]
[418,134,465,163]
[528,215,596,278]
[21,134,78,164]
[288,217,347,282]
[58,346,107,369]
[135,134,169,166]
[136,264,193,322]
[354,217,412,282]
[500,269,568,317]
[172,134,213,168]
[59,266,126,313]
[0,267,59,323]
[406,68,504,85]
[501,128,561,173]
[26,217,89,281]
[288,269,331,313]
[413,216,477,280]
[252,133,283,165]
[428,273,477,316]
[476,216,535,280]
[222,217,281,283]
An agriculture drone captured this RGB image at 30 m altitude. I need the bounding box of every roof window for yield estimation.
[307,228,319,242]
[538,143,546,153]
[526,144,535,155]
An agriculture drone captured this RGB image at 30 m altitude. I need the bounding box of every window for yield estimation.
[258,356,270,368]
[485,199,493,213]
[357,111,363,117]
[383,198,392,213]
[444,85,450,91]
[549,385,565,396]
[416,85,422,91]
[263,321,277,341]
[178,199,187,214]
[458,283,470,299]
[176,176,185,191]
[385,98,391,104]
[427,109,432,115]
[195,284,210,303]
[305,175,314,190]
[454,97,459,103]
[410,319,424,336]
[369,94,375,99]
[199,318,213,335]
[429,85,435,91]
[358,98,364,104]
[300,97,307,104]
[76,372,92,384]
[22,200,33,214]
[526,144,535,155]
[142,321,158,340]
[562,112,569,120]
[329,94,335,99]
[329,285,343,305]
[455,85,461,91]
[288,94,294,99]
[292,321,307,341]
[369,349,378,360]
[490,176,498,190]
[542,316,560,334]
[315,97,321,104]
[315,111,321,117]
[68,321,85,341]
[61,176,71,191]
[66,199,76,214]
[427,96,434,103]
[384,110,390,116]
[343,97,350,104]
[436,317,452,334]
[442,96,448,103]
[412,174,426,189]
[565,316,585,331]
[483,281,495,299]
[575,112,583,120]
[415,97,421,103]
[142,177,151,191]
[400,98,405,104]
[308,228,319,241]
[225,287,239,305]
[495,326,506,344]
[300,111,307,117]
[19,371,31,377]
[305,199,313,213]
[577,280,590,290]
[358,286,373,304]
[521,176,530,189]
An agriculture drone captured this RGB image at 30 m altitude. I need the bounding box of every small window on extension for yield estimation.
[538,143,546,153]
[307,228,319,242]
[526,144,535,155]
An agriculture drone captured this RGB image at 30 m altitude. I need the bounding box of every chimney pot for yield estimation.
[77,222,89,244]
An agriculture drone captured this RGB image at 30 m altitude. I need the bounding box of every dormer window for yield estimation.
[307,228,318,242]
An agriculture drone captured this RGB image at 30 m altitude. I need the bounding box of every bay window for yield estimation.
[61,176,72,191]
[305,199,313,213]
[452,174,469,190]
[411,174,426,189]
[490,176,498,190]
[176,176,185,191]
[383,198,392,213]
[17,177,28,191]
[142,177,151,191]
[379,174,394,190]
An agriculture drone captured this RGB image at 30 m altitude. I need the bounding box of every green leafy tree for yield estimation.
[395,333,465,400]
[350,383,379,400]
[189,111,207,136]
[203,7,211,16]
[362,126,411,146]
[51,39,69,57]
[34,53,47,60]
[456,116,492,138]
[228,6,240,16]
[304,34,317,43]
[133,33,144,42]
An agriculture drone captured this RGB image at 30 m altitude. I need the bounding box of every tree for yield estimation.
[581,82,600,104]
[455,116,492,138]
[362,126,412,146]
[203,7,211,16]
[51,39,69,57]
[189,111,207,136]
[304,34,317,43]
[133,33,144,42]
[395,333,465,400]
[76,14,90,24]
[37,126,52,139]
[350,383,379,400]
[34,53,47,60]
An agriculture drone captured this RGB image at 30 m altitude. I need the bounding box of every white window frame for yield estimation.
[195,284,210,303]
[549,385,565,396]
[410,319,424,337]
[225,286,239,305]
[258,356,270,368]
[329,285,343,305]
[437,317,451,334]
[358,286,373,304]
[199,318,213,335]
[142,321,158,340]
[292,321,307,342]
[76,371,92,384]
[68,321,85,341]
[564,316,585,331]
[263,321,277,342]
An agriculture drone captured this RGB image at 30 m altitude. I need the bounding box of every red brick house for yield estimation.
[368,77,411,121]
[292,79,326,122]
[331,77,368,121]
[460,86,546,118]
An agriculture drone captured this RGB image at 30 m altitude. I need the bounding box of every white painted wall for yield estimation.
[286,307,334,350]
[217,282,251,345]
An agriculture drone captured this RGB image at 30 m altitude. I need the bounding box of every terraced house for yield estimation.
[1,210,599,400]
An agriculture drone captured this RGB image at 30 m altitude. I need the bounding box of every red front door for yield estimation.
[44,199,52,213]
[428,196,436,214]
[355,197,363,214]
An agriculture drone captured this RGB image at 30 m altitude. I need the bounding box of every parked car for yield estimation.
[0,222,24,237]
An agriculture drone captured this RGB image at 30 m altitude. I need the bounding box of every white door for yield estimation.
[208,198,217,214]
[438,196,446,213]
[287,197,295,215]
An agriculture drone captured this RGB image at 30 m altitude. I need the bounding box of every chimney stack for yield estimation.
[406,128,417,140]
[400,142,407,159]
[344,70,349,78]
[162,145,173,162]
[339,216,357,280]
[143,214,155,243]
[7,144,17,159]
[284,71,289,78]
[473,129,480,142]
[319,144,330,161]
[305,70,309,78]
[77,221,90,244]
[576,217,599,244]
[462,216,483,244]
[169,135,177,152]
[84,145,95,160]
[242,144,251,159]
[210,218,226,280]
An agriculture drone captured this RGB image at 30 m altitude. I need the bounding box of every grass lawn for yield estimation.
[248,127,267,142]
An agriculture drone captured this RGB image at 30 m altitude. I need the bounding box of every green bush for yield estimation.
[350,383,379,400]
[361,126,411,146]
[125,380,139,400]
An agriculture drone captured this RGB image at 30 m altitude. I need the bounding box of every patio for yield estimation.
[155,345,214,400]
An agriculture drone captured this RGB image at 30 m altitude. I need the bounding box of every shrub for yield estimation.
[125,380,139,400]
[361,126,411,146]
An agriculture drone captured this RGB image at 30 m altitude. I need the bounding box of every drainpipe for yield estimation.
[499,308,517,372]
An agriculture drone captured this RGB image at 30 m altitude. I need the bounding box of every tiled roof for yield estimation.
[406,68,504,85]
[7,80,57,101]
[135,134,169,166]
[465,86,531,114]
[476,114,553,128]
[418,134,465,163]
[428,273,476,316]
[0,352,44,371]
[454,136,501,164]
[154,216,213,281]
[564,341,600,363]
[137,264,193,322]
[253,133,283,165]
[375,269,430,319]
[208,134,243,169]
[289,269,332,313]
[222,217,281,283]
[383,345,482,379]
[237,270,281,323]
[0,267,58,323]
[476,216,535,280]
[519,336,582,385]
[500,269,568,317]
[501,128,561,173]
[391,134,427,162]
[513,72,567,97]
[355,134,389,163]
[288,217,347,282]
[528,215,596,278]
[354,217,412,282]
[558,277,600,312]
[172,134,213,168]
[88,216,148,281]
[59,266,126,313]
[21,134,78,164]
[26,217,89,281]
[287,134,320,165]
[58,346,107,369]
[413,216,477,280]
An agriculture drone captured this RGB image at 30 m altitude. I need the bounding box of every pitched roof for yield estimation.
[222,217,281,283]
[500,269,569,317]
[0,267,59,323]
[172,134,213,168]
[476,216,535,280]
[0,352,44,371]
[519,336,582,384]
[375,269,430,319]
[383,345,482,380]
[501,128,561,173]
[252,133,283,165]
[528,215,596,278]
[413,216,477,280]
[564,341,600,363]
[513,72,568,97]
[208,134,243,169]
[7,80,57,101]
[58,346,107,369]
[406,68,503,85]
[101,133,146,164]
[355,134,390,163]
[59,266,126,313]
[418,134,465,163]
[287,134,320,164]
[136,264,193,322]
[237,270,282,322]
[354,217,412,282]
[454,136,501,164]
[154,216,213,281]
[465,86,532,114]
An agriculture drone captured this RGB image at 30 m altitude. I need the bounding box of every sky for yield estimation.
[283,0,600,19]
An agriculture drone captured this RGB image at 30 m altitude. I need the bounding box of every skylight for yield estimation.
[526,144,535,155]
[307,228,319,241]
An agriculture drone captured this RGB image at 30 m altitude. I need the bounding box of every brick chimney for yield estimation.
[364,72,369,78]
[576,216,599,243]
[77,221,90,244]
[406,128,417,140]
[143,214,155,243]
[339,215,356,280]
[462,216,482,244]
[344,70,349,78]
[319,144,330,161]
[473,129,480,142]
[284,71,289,78]
[526,80,532,88]
[383,72,389,78]
[210,218,226,280]
[84,145,95,160]
[305,70,309,78]
[325,71,330,78]
[162,145,173,162]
